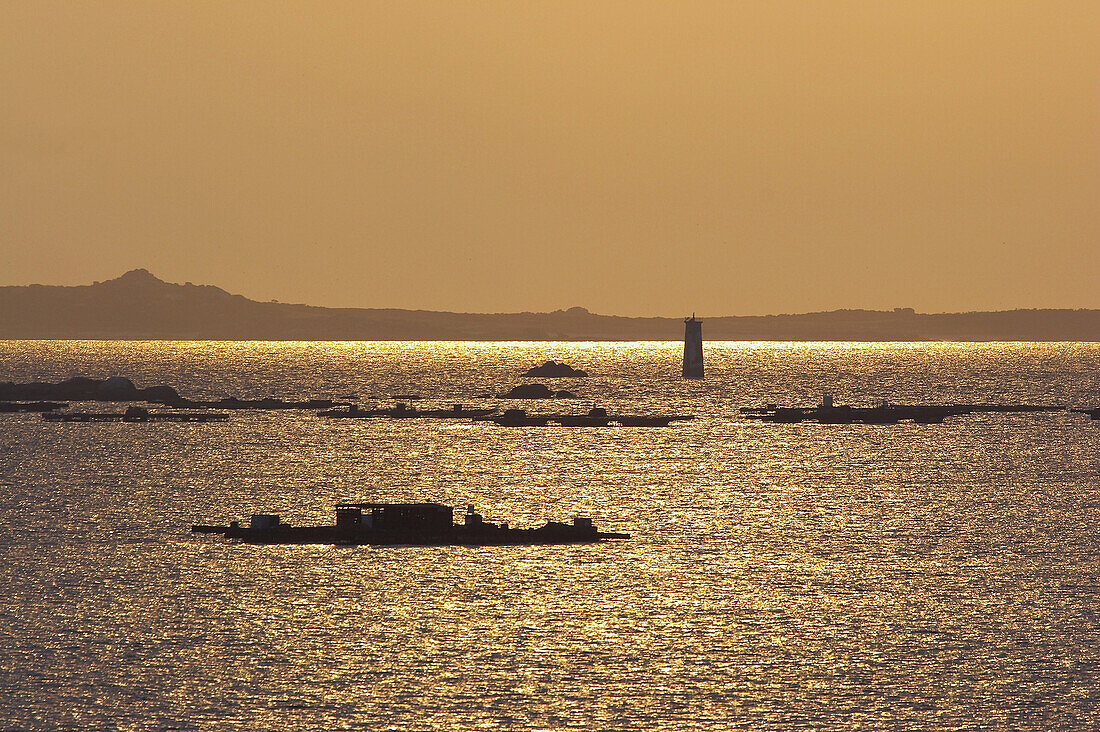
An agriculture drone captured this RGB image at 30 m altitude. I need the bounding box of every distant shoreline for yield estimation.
[3,270,1100,342]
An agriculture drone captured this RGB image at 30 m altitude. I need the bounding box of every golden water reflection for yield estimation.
[2,341,1099,729]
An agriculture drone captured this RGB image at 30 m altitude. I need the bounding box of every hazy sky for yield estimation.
[2,2,1097,316]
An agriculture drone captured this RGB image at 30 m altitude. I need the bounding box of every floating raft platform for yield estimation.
[0,401,67,413]
[741,401,1064,424]
[44,407,227,423]
[485,408,694,427]
[166,397,340,410]
[319,403,497,419]
[193,502,630,546]
[1070,408,1100,420]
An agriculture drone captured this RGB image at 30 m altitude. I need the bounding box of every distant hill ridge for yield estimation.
[2,270,1099,341]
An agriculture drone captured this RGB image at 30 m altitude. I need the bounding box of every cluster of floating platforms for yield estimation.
[19,396,690,428]
[193,502,630,546]
[43,406,228,423]
[742,399,1064,425]
[319,404,692,427]
[319,403,496,419]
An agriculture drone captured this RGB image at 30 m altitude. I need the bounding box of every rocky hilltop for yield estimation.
[2,270,1099,341]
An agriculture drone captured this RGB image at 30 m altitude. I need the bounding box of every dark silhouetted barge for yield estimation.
[192,502,630,546]
[483,407,693,428]
[741,395,1064,425]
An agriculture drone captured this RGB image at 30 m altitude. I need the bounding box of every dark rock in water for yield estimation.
[124,406,150,421]
[0,376,181,403]
[98,376,136,397]
[0,375,341,411]
[143,385,184,403]
[500,383,582,399]
[522,360,588,378]
[501,383,555,399]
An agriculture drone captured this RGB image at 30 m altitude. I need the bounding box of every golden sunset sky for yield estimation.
[2,2,1096,315]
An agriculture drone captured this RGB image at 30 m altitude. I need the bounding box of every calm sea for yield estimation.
[2,341,1099,731]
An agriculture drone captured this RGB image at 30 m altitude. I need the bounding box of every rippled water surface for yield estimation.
[2,341,1100,730]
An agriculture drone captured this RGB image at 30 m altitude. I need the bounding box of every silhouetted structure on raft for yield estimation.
[522,361,588,377]
[489,409,553,427]
[683,315,703,379]
[192,502,630,546]
[556,407,611,427]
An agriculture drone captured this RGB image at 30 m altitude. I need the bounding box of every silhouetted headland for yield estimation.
[4,270,1100,340]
